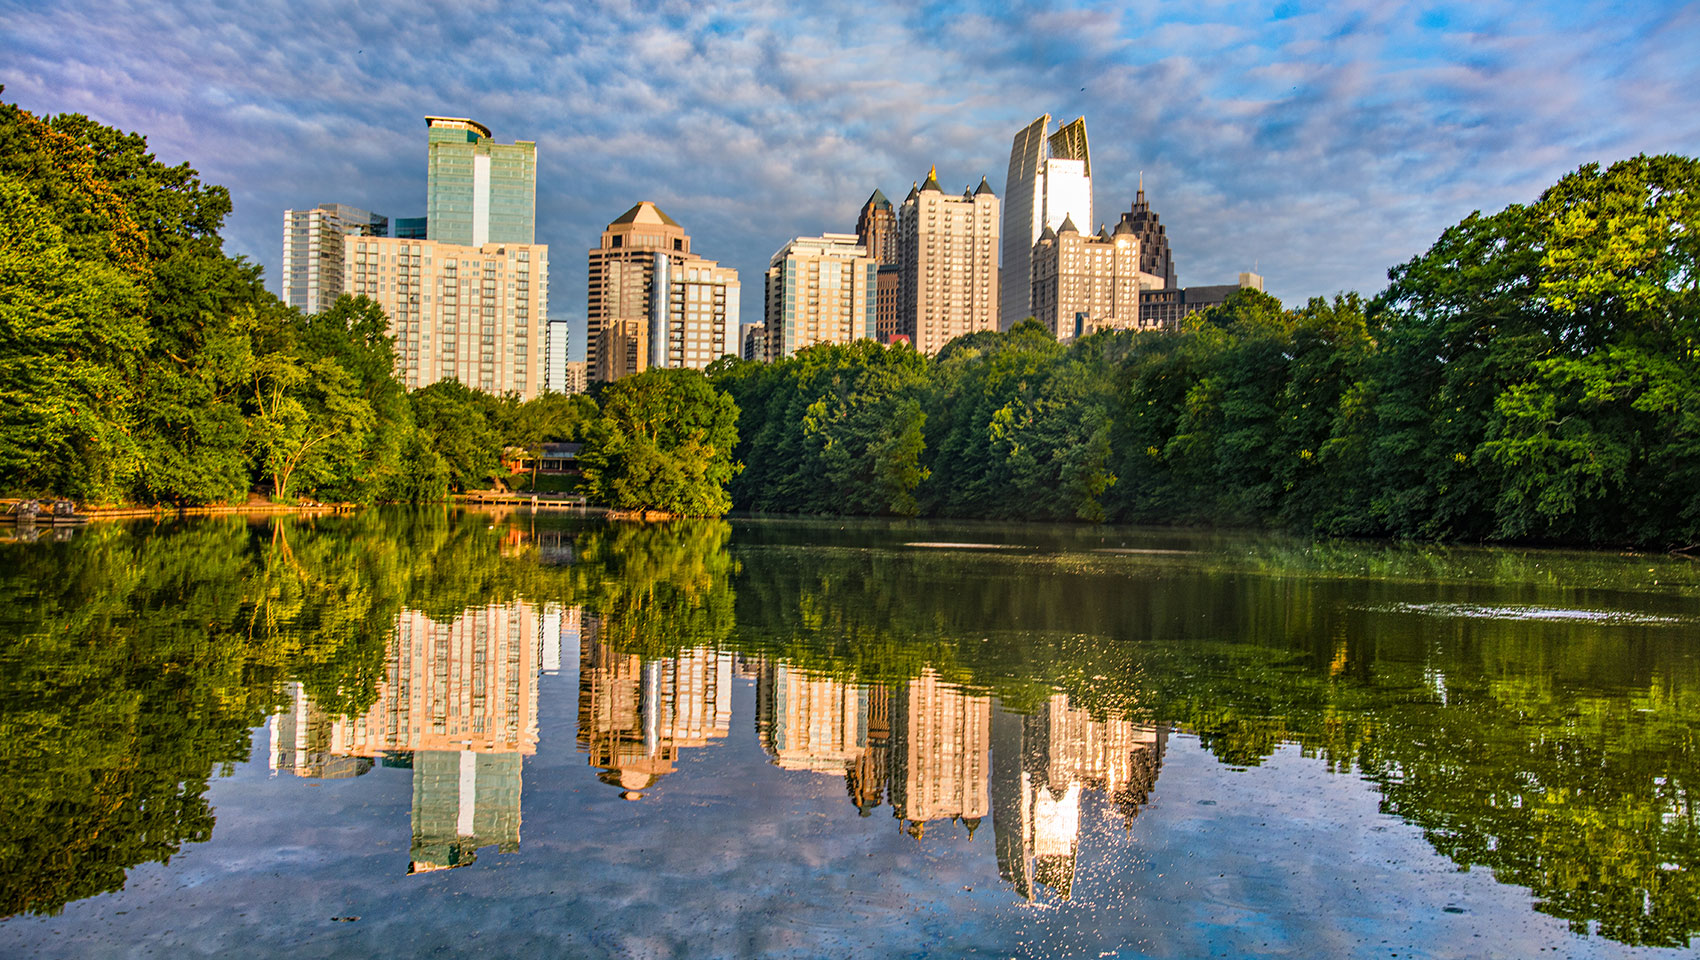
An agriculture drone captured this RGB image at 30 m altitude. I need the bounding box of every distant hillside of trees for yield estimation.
[3,94,1694,546]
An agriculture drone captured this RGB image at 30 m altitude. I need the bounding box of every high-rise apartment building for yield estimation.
[280,203,388,314]
[855,189,897,265]
[1029,217,1165,339]
[587,202,739,382]
[897,169,1000,356]
[763,233,878,361]
[545,319,571,393]
[1115,180,1177,289]
[1001,115,1093,328]
[425,116,537,247]
[346,236,548,398]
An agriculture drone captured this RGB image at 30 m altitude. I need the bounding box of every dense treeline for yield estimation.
[719,154,1699,547]
[4,94,1694,543]
[0,96,602,506]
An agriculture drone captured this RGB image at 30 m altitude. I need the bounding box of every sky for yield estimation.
[5,0,1697,359]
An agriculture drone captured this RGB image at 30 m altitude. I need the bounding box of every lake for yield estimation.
[0,509,1696,958]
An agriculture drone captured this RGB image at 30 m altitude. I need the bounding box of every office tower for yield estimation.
[889,670,991,835]
[587,202,739,382]
[345,235,548,398]
[1001,115,1093,328]
[1115,179,1177,288]
[546,319,571,393]
[763,234,878,361]
[1138,272,1266,330]
[395,217,429,240]
[856,189,897,265]
[425,116,536,247]
[1029,217,1163,338]
[280,203,388,314]
[875,266,901,343]
[741,323,766,361]
[897,169,1000,356]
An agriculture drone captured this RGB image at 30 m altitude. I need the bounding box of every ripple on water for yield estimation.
[1355,602,1686,625]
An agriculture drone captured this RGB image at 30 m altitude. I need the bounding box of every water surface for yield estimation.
[0,511,1696,958]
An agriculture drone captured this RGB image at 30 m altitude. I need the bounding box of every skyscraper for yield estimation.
[425,116,537,247]
[763,233,879,361]
[586,202,739,382]
[1001,115,1093,328]
[897,169,1000,356]
[279,203,388,314]
[855,189,897,265]
[1116,179,1178,288]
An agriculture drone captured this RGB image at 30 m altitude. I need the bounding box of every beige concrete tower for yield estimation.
[763,233,879,361]
[345,235,548,398]
[897,169,1000,356]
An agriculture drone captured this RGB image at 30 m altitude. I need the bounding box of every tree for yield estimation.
[580,368,740,516]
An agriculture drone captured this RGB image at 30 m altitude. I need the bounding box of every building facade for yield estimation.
[587,202,738,382]
[280,203,388,315]
[545,319,571,393]
[875,266,901,343]
[345,235,548,398]
[897,169,1000,356]
[855,189,898,265]
[1001,115,1093,328]
[1115,181,1178,288]
[1029,217,1165,338]
[1138,272,1266,329]
[741,323,766,361]
[763,233,878,361]
[425,116,537,247]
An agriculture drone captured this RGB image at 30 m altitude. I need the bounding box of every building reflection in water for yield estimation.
[269,601,575,873]
[749,662,1166,894]
[991,697,1166,901]
[272,607,1163,899]
[576,621,732,799]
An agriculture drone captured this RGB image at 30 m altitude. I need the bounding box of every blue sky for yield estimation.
[5,0,1697,358]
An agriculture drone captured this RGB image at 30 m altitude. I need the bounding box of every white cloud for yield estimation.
[2,0,1695,351]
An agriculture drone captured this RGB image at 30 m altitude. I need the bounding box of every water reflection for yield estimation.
[2,511,1699,952]
[268,601,546,872]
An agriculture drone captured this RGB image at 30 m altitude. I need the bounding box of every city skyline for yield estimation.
[6,1,1692,363]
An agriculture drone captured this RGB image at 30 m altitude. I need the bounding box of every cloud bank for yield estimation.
[5,0,1697,356]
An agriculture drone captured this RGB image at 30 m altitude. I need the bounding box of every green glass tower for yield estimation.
[425,116,536,247]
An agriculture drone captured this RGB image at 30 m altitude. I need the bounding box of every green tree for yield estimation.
[581,368,740,516]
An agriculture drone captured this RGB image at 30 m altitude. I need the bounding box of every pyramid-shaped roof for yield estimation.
[1058,213,1079,234]
[974,175,995,197]
[865,188,892,211]
[609,201,680,228]
[920,166,942,192]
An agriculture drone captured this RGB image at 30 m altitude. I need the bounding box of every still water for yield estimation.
[0,510,1697,958]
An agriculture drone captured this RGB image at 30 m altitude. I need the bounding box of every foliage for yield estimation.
[581,368,740,516]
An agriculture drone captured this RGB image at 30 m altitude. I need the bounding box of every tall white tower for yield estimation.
[1000,115,1093,329]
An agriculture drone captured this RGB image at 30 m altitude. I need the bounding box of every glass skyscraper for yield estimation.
[1000,115,1093,330]
[425,116,537,247]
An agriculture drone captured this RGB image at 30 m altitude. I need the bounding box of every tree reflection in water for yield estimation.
[0,511,1696,947]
